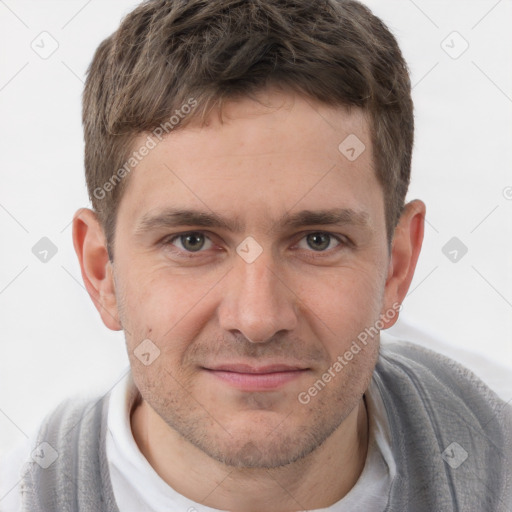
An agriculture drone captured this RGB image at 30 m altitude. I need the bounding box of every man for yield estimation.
[2,0,511,510]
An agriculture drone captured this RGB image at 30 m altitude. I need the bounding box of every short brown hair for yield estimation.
[83,0,413,260]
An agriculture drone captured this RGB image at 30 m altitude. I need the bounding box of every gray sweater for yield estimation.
[19,342,512,511]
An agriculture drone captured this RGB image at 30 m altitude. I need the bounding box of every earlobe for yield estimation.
[381,199,426,329]
[72,208,122,331]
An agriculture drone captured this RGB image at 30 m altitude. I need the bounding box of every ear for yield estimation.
[380,199,426,329]
[72,208,122,331]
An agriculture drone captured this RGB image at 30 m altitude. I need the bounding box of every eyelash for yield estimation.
[161,231,351,258]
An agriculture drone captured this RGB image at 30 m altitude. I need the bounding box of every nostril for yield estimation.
[245,335,265,344]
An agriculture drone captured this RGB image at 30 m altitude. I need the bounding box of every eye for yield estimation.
[296,232,343,252]
[168,232,213,252]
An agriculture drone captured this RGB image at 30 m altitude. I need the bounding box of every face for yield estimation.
[111,89,392,469]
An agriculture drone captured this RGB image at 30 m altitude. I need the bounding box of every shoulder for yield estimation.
[375,340,512,510]
[22,392,109,474]
[377,339,509,409]
[375,339,511,429]
[3,393,113,512]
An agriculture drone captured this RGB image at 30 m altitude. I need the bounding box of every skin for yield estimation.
[73,88,425,511]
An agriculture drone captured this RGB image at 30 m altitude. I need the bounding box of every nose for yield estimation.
[218,251,298,343]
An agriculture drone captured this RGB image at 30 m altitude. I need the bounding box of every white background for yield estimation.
[0,0,511,459]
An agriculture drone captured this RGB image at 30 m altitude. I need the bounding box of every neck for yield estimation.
[131,396,369,511]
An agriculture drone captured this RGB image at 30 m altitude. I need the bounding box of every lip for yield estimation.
[202,363,309,391]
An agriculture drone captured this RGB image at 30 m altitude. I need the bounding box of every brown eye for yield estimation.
[181,233,205,251]
[305,232,335,251]
[169,232,212,252]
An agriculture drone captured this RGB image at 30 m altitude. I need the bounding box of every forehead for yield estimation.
[117,90,383,233]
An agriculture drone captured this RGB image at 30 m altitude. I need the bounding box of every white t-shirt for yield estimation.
[0,373,394,511]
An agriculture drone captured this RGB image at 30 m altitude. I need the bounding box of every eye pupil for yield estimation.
[182,233,205,251]
[306,233,330,251]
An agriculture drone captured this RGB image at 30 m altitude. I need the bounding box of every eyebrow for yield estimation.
[134,207,371,236]
[276,208,370,233]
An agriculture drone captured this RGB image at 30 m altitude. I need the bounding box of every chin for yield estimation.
[187,417,341,470]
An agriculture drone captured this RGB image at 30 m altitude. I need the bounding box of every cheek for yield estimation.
[295,264,385,351]
[116,264,223,351]
[304,263,383,314]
